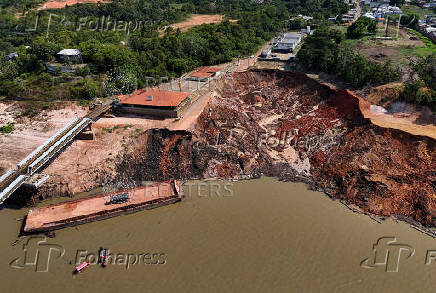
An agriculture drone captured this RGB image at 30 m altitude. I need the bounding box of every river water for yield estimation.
[1,177,436,292]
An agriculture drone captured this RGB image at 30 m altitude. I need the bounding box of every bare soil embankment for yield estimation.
[8,69,436,230]
[197,70,435,227]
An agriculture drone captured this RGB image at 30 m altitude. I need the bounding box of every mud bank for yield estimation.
[9,70,436,229]
[197,70,435,228]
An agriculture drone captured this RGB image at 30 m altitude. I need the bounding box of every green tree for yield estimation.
[414,53,436,91]
[347,17,376,39]
[104,65,138,95]
[298,27,343,72]
[29,37,59,62]
[71,78,101,99]
[0,52,19,80]
[299,27,399,88]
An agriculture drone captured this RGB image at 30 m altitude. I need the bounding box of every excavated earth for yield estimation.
[11,69,436,229]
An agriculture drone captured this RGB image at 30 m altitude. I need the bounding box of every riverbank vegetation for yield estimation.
[298,26,400,88]
[2,0,432,110]
[399,53,436,111]
[0,0,348,104]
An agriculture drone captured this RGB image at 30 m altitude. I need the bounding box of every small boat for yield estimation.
[75,262,90,274]
[103,254,108,267]
[99,247,108,267]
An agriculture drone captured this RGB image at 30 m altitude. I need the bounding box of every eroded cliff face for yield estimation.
[114,129,198,181]
[188,70,436,227]
[13,70,436,228]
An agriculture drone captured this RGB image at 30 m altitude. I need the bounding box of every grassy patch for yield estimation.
[41,101,53,110]
[402,30,436,58]
[401,4,434,18]
[21,107,39,118]
[344,35,373,46]
[0,123,14,134]
[129,128,143,138]
[103,125,122,133]
[77,100,92,107]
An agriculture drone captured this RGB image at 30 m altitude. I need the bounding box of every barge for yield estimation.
[23,180,183,233]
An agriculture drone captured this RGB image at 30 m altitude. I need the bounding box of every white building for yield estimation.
[363,12,376,20]
[57,49,82,63]
[272,33,302,53]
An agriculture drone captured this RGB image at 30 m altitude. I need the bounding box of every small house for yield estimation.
[116,88,192,118]
[57,49,82,64]
[5,52,18,61]
[187,66,221,82]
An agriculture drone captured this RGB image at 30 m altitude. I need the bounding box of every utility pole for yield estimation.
[385,16,389,38]
[396,14,403,40]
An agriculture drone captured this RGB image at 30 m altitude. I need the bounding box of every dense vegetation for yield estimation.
[0,0,349,101]
[399,53,436,111]
[346,16,376,39]
[298,27,400,88]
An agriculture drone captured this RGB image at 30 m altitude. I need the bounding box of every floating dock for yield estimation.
[23,180,183,233]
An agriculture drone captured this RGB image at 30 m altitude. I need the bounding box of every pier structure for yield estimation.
[0,102,112,203]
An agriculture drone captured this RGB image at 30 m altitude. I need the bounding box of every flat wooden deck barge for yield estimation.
[24,180,183,233]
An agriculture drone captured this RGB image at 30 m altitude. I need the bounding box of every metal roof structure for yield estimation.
[57,49,81,56]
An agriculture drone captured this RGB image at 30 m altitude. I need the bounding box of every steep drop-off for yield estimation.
[11,70,435,230]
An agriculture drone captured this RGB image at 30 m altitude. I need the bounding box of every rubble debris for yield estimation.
[14,69,435,229]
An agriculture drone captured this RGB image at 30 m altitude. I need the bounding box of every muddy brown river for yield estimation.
[1,177,436,292]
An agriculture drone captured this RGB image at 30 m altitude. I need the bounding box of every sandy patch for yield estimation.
[0,102,87,173]
[359,96,436,140]
[38,0,110,10]
[160,14,236,35]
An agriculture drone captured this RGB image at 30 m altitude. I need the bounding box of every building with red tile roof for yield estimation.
[116,88,192,118]
[119,88,190,108]
[188,66,221,81]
